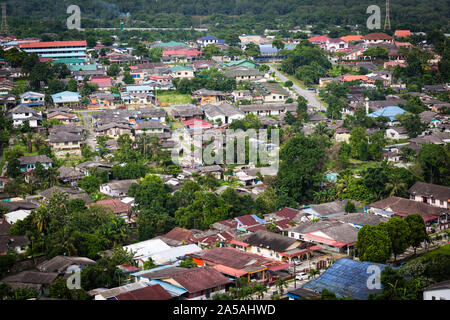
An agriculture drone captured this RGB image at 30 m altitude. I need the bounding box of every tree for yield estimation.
[274,278,288,295]
[276,134,326,204]
[383,217,411,261]
[123,71,135,84]
[143,258,157,270]
[344,201,356,213]
[397,113,426,138]
[244,42,260,57]
[225,33,240,46]
[272,39,285,50]
[405,214,428,255]
[86,35,97,48]
[356,224,392,263]
[416,144,449,185]
[107,63,120,77]
[363,46,389,60]
[6,159,22,178]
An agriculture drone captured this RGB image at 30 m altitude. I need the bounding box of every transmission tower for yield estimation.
[0,3,8,35]
[384,0,391,31]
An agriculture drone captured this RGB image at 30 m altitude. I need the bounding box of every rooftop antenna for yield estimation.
[384,0,391,31]
[1,3,8,36]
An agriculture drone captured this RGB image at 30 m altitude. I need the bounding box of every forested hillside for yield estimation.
[6,0,450,37]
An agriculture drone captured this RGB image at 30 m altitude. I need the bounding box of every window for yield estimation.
[291,233,295,237]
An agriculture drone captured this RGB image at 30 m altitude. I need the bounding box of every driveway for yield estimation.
[268,64,327,113]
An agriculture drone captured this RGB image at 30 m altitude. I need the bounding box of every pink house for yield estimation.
[89,76,112,90]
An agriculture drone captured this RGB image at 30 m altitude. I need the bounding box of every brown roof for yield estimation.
[115,284,172,300]
[170,267,231,293]
[163,227,194,243]
[363,33,393,40]
[409,182,450,201]
[243,230,299,252]
[2,271,58,286]
[37,256,96,273]
[370,196,446,221]
[89,199,130,215]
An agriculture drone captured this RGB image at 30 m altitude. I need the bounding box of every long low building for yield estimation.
[19,41,87,61]
[239,103,297,116]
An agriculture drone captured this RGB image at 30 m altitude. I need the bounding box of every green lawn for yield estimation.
[422,244,450,258]
[155,91,193,106]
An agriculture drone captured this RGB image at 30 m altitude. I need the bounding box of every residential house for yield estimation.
[49,132,83,157]
[197,35,219,47]
[1,271,59,296]
[203,103,245,125]
[235,230,318,264]
[115,284,172,300]
[325,38,349,52]
[252,82,290,103]
[47,110,78,124]
[57,166,85,186]
[171,104,203,121]
[124,239,172,265]
[51,91,81,107]
[385,126,409,140]
[99,179,138,198]
[239,103,296,116]
[303,258,388,300]
[18,155,52,172]
[423,280,450,300]
[369,196,449,231]
[37,256,96,274]
[38,186,92,203]
[169,66,195,79]
[88,76,113,91]
[224,68,265,82]
[362,33,394,44]
[190,246,290,283]
[0,219,30,255]
[89,199,133,226]
[301,199,352,219]
[8,104,43,128]
[133,266,231,300]
[409,182,450,209]
[96,122,132,139]
[20,91,45,107]
[223,59,257,69]
[89,91,116,109]
[163,50,203,63]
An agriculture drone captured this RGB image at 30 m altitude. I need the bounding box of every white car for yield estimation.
[295,272,309,281]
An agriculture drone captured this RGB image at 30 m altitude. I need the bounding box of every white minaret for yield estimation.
[365,97,370,114]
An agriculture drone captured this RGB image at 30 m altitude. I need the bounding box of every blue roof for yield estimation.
[367,106,406,121]
[148,280,187,296]
[302,258,388,300]
[201,35,218,41]
[126,85,152,92]
[259,44,281,55]
[51,91,81,103]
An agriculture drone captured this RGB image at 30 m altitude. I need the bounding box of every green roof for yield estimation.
[224,59,256,68]
[53,58,86,65]
[69,64,98,72]
[154,41,189,47]
[170,65,193,72]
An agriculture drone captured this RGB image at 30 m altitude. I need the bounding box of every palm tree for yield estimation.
[33,134,45,152]
[26,131,33,153]
[274,278,288,296]
[309,268,320,279]
[254,283,268,300]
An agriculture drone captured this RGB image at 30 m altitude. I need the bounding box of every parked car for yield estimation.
[295,272,309,281]
[307,87,315,91]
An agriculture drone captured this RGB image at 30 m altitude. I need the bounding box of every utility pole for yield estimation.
[384,0,391,31]
[0,3,8,36]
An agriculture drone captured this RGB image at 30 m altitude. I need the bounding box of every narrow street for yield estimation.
[268,64,327,113]
[77,111,97,151]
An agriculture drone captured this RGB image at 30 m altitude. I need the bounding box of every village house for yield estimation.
[252,81,290,103]
[239,103,296,116]
[47,110,78,124]
[99,179,138,198]
[385,126,409,140]
[409,182,450,209]
[171,104,203,121]
[96,122,132,139]
[18,155,52,173]
[224,68,265,82]
[89,199,134,226]
[203,103,245,124]
[49,131,83,157]
[57,166,85,186]
[8,104,43,128]
[19,91,45,107]
[369,196,449,231]
[51,91,81,108]
[0,219,30,255]
[37,256,96,274]
[362,33,394,44]
[89,91,116,109]
[38,186,92,203]
[169,65,195,79]
[192,88,227,106]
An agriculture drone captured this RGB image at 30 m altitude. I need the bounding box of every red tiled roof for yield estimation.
[115,284,171,300]
[246,224,267,232]
[308,35,329,43]
[340,35,363,42]
[170,267,231,293]
[228,239,250,247]
[88,199,130,215]
[235,214,260,227]
[363,33,393,41]
[163,49,202,57]
[395,30,411,38]
[303,234,348,247]
[19,40,87,48]
[276,208,301,220]
[164,227,194,243]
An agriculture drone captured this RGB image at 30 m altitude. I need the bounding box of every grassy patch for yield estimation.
[155,91,193,106]
[422,244,450,258]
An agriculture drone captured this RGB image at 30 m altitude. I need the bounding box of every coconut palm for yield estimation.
[309,268,321,279]
[33,134,45,152]
[274,278,288,296]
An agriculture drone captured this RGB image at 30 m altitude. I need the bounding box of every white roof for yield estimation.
[124,238,171,259]
[5,210,31,224]
[148,244,202,265]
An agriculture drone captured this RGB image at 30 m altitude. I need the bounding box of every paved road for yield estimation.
[268,64,327,113]
[78,111,97,151]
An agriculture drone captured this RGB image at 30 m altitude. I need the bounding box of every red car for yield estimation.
[117,105,126,109]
